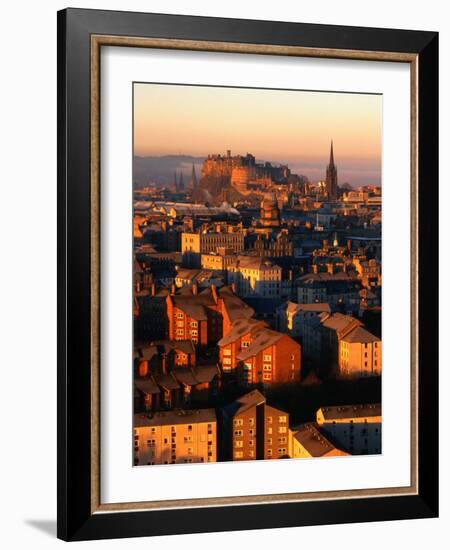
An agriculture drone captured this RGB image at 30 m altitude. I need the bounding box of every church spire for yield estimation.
[325,140,338,199]
[189,163,198,190]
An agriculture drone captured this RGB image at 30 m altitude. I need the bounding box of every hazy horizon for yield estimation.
[134,83,382,187]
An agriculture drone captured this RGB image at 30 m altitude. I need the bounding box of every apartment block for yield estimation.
[222,390,290,461]
[134,409,217,465]
[316,404,381,455]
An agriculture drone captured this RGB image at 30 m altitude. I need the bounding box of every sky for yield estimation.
[134,83,382,187]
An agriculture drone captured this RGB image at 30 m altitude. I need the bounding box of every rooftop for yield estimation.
[134,408,217,428]
[237,328,286,361]
[293,423,341,457]
[317,403,382,421]
[341,326,380,344]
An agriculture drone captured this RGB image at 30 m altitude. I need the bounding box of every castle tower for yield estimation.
[325,140,338,199]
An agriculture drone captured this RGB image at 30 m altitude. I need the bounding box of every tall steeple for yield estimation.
[325,140,338,200]
[188,164,198,190]
[178,171,184,191]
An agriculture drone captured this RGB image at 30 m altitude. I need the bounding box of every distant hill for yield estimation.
[133,155,205,187]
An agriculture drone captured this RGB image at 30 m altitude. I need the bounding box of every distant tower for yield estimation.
[260,194,281,228]
[325,140,338,199]
[178,171,185,191]
[188,164,198,190]
[173,170,178,191]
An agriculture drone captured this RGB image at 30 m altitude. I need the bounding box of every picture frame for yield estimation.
[57,7,439,541]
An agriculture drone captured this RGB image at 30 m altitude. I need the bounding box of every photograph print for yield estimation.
[132,83,382,467]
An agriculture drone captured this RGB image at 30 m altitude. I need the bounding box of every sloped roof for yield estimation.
[233,389,266,415]
[285,301,331,314]
[219,287,255,322]
[321,313,361,333]
[293,423,341,457]
[218,318,266,347]
[135,377,160,395]
[154,373,180,391]
[341,326,380,343]
[237,328,285,361]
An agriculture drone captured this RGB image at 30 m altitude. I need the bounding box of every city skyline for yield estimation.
[134,83,382,187]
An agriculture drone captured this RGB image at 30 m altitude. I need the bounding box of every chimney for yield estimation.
[151,282,156,297]
[161,353,167,374]
[192,282,198,295]
[170,283,176,295]
[346,239,351,251]
[210,284,218,304]
[138,359,149,378]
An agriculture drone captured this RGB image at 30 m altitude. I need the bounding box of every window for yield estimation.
[223,358,232,365]
[263,354,272,362]
[267,449,273,456]
[267,416,272,424]
[177,313,184,319]
[278,426,287,434]
[234,440,243,448]
[233,418,243,427]
[248,450,254,457]
[267,427,273,435]
[248,417,255,426]
[223,349,231,356]
[191,321,198,328]
[263,364,272,371]
[263,373,272,381]
[279,415,287,423]
[278,448,287,454]
[188,425,192,431]
[242,341,250,348]
[234,451,243,459]
[234,430,243,436]
[177,321,184,327]
[191,330,198,336]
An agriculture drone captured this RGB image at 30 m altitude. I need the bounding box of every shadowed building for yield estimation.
[222,390,290,461]
[316,404,381,455]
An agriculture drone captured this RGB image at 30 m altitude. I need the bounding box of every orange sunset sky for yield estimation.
[134,83,382,187]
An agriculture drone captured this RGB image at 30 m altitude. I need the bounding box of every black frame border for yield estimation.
[57,8,438,541]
